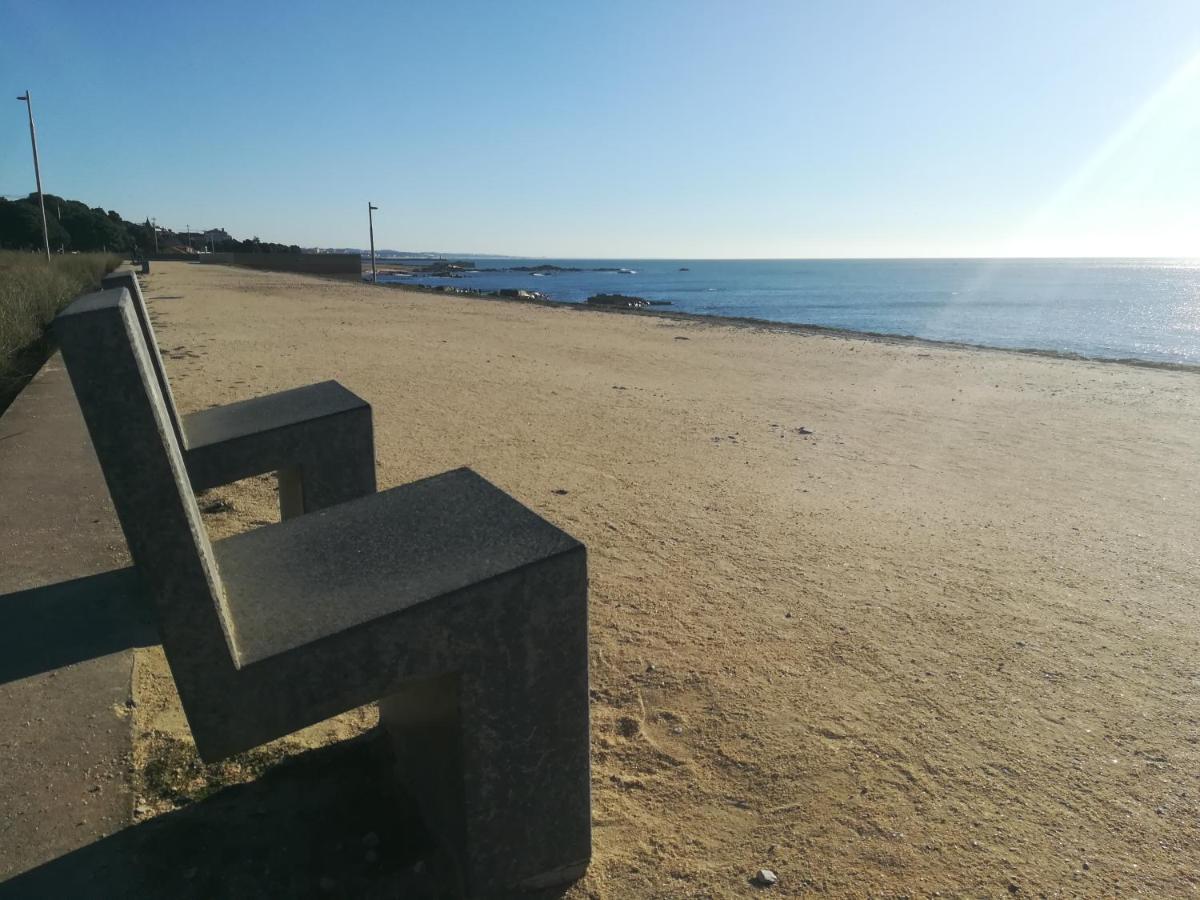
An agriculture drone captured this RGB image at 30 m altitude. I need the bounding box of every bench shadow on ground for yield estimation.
[2,733,458,899]
[0,568,157,685]
[0,571,579,899]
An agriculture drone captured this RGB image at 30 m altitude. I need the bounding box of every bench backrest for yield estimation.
[55,288,240,696]
[99,270,186,449]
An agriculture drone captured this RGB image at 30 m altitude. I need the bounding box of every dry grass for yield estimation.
[0,250,120,402]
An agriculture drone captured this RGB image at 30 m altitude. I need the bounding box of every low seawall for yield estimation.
[147,253,362,278]
[213,252,362,277]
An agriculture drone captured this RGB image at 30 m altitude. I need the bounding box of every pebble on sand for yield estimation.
[753,868,779,887]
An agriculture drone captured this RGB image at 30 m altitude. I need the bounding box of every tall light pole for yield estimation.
[368,202,378,283]
[16,91,50,262]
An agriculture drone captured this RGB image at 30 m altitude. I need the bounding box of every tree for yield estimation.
[0,193,296,254]
[0,197,69,250]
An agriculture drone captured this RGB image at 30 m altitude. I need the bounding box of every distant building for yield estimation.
[169,228,233,252]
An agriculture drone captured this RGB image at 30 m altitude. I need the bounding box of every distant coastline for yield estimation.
[375,275,1200,376]
[369,257,1200,368]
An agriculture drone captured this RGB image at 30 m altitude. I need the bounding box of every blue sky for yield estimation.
[3,1,1200,257]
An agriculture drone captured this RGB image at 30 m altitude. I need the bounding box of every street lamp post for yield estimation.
[368,203,379,283]
[16,91,50,262]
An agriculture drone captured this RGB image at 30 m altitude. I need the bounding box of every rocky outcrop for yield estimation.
[586,294,650,309]
[496,289,546,301]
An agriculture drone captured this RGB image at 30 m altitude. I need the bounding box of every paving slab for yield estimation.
[0,353,146,882]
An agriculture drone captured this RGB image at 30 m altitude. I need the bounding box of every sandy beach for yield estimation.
[133,261,1199,898]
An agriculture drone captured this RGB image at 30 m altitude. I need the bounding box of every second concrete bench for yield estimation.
[101,269,374,516]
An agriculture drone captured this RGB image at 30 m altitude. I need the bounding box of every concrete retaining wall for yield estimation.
[215,252,362,276]
[146,253,362,277]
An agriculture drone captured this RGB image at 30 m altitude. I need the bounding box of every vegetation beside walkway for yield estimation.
[0,250,120,412]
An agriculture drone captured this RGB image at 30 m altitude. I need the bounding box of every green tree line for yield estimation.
[0,194,152,253]
[0,194,300,254]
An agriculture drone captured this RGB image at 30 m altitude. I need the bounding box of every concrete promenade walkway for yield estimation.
[0,347,441,898]
[0,353,150,884]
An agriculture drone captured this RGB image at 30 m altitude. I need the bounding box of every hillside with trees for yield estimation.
[0,194,300,255]
[0,194,152,254]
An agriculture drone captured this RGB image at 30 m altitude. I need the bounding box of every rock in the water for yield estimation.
[586,293,650,309]
[753,868,778,887]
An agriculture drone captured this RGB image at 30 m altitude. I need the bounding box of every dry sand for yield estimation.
[133,261,1199,898]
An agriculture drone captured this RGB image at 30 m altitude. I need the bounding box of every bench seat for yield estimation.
[216,467,579,667]
[183,380,366,452]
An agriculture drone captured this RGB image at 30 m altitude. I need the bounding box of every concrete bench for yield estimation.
[101,269,374,517]
[54,287,591,896]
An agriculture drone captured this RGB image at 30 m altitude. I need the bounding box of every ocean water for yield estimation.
[380,258,1200,365]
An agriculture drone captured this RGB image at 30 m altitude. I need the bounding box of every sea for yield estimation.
[378,258,1200,366]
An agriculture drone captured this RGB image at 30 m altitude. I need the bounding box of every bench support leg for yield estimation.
[295,436,376,515]
[275,434,376,521]
[278,465,305,520]
[379,573,591,896]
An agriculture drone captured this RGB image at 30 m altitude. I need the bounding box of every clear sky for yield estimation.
[3,1,1200,258]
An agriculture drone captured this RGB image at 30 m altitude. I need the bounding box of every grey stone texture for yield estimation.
[53,287,592,895]
[100,269,375,516]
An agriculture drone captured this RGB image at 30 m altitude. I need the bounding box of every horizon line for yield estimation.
[360,252,1200,262]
